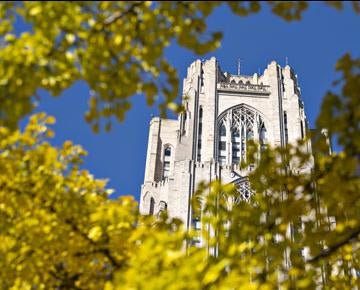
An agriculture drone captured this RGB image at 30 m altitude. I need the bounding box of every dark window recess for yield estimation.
[232,147,240,153]
[149,197,155,215]
[232,157,240,164]
[233,130,240,138]
[220,124,226,136]
[300,121,304,139]
[164,147,171,156]
[219,141,226,151]
[198,123,202,135]
[260,126,266,144]
[284,111,288,144]
[197,107,203,162]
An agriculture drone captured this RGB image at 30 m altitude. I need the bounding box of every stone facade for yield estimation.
[140,57,312,229]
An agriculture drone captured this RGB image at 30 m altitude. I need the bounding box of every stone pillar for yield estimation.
[144,117,160,182]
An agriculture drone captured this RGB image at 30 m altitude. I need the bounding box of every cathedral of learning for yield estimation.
[140,57,312,232]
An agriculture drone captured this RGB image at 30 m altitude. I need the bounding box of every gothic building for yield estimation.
[140,57,312,229]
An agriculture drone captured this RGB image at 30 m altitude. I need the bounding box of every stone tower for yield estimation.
[140,57,311,230]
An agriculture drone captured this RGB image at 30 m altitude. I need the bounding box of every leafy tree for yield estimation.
[1,116,358,289]
[0,1,359,289]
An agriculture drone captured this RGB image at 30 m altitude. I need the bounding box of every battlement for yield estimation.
[220,163,255,174]
[217,81,270,95]
[194,161,212,169]
[149,178,171,188]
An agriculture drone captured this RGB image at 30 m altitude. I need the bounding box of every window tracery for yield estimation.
[217,105,266,165]
[223,178,254,207]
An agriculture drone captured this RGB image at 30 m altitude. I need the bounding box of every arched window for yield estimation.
[217,105,266,165]
[149,197,155,215]
[163,146,172,179]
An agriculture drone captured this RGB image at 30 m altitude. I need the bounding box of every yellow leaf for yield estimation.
[88,226,102,241]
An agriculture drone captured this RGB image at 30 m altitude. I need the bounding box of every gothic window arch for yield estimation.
[217,104,266,165]
[223,178,253,208]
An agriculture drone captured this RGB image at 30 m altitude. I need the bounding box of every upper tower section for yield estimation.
[177,57,309,167]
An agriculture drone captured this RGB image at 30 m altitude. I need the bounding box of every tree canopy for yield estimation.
[0,1,359,289]
[1,1,357,131]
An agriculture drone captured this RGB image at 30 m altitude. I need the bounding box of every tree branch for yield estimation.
[309,227,360,263]
[47,205,121,269]
[103,2,143,26]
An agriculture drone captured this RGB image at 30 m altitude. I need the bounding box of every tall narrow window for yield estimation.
[232,129,240,164]
[300,121,304,139]
[182,111,187,135]
[163,147,172,179]
[197,107,203,162]
[163,161,170,178]
[284,111,288,144]
[149,197,155,215]
[218,122,227,165]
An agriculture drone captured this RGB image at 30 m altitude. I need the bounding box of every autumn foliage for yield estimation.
[0,2,359,289]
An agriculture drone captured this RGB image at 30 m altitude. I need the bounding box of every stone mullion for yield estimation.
[239,120,243,163]
[254,114,260,162]
[244,117,248,163]
[226,111,232,165]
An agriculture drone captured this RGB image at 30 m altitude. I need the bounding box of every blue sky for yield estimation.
[24,3,359,200]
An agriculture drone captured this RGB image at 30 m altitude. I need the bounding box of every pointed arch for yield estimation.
[217,104,267,165]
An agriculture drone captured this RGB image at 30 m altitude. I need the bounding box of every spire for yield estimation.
[237,58,242,75]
